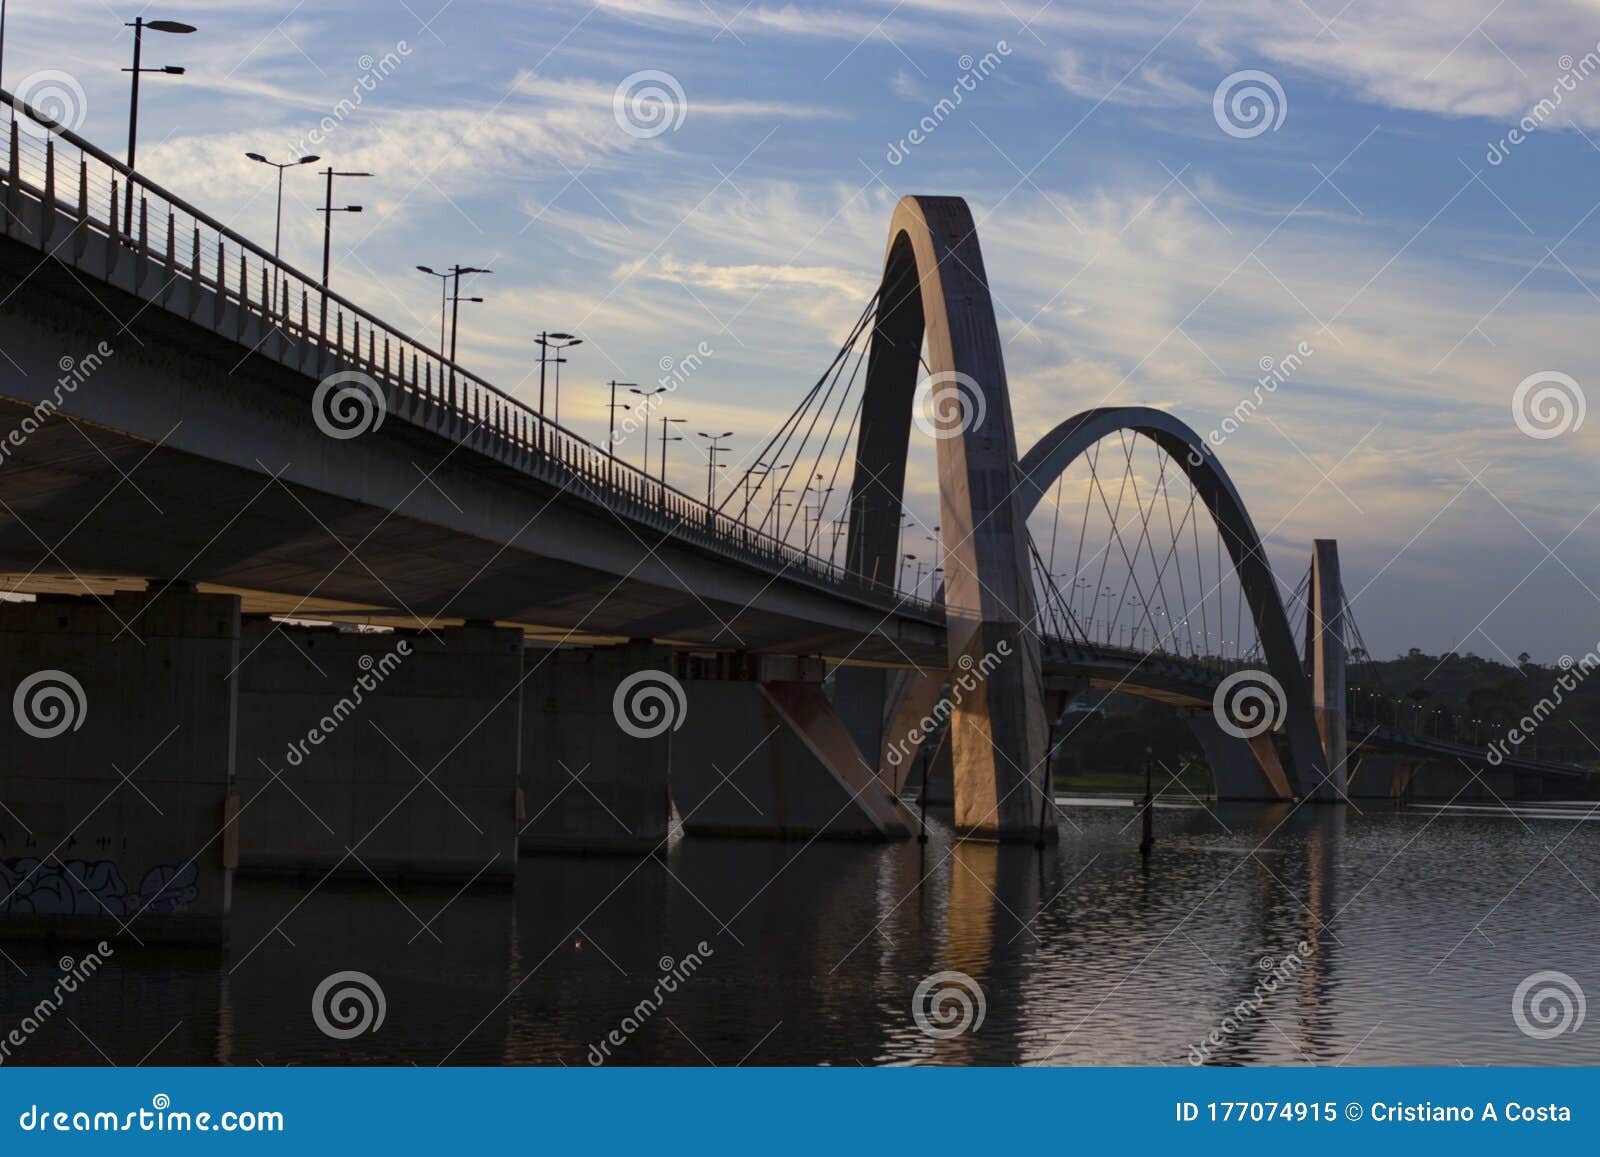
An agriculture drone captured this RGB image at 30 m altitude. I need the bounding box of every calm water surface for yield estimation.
[5,798,1599,1066]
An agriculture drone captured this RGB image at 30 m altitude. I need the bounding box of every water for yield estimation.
[4,798,1598,1066]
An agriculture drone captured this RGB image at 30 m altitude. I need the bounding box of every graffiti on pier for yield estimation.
[0,858,199,916]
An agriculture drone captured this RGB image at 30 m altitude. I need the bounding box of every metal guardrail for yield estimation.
[0,89,936,617]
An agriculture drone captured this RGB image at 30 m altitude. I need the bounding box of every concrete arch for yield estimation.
[836,195,1051,841]
[1017,406,1335,800]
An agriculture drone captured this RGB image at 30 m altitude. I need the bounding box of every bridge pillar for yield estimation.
[0,588,240,944]
[234,621,521,883]
[1307,539,1348,800]
[674,660,916,839]
[519,641,673,855]
[1183,711,1293,801]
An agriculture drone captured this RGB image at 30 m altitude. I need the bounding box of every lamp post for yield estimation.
[625,385,664,460]
[697,431,732,507]
[417,264,490,365]
[900,553,916,592]
[317,167,372,290]
[605,381,639,451]
[246,152,319,313]
[657,415,684,483]
[123,17,195,236]
[535,333,581,422]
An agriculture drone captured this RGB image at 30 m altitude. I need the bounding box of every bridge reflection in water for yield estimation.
[4,797,1598,1066]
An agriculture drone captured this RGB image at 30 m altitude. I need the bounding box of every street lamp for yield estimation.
[901,553,916,591]
[658,416,685,484]
[534,333,582,422]
[606,381,639,451]
[123,17,196,235]
[624,385,664,464]
[246,152,319,312]
[697,431,733,507]
[316,167,371,290]
[417,264,490,365]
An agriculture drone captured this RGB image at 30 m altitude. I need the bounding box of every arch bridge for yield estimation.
[0,94,1585,940]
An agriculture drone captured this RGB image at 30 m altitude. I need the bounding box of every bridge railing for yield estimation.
[0,90,934,616]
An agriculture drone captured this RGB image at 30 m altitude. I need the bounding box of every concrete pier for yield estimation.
[519,641,674,855]
[235,621,520,883]
[0,588,240,943]
[674,675,915,839]
[1185,711,1294,800]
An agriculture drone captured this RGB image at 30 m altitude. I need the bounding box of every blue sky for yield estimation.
[8,0,1600,662]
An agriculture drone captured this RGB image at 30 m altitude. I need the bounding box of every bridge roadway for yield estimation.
[0,98,946,668]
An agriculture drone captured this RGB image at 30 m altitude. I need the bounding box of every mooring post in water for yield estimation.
[1139,747,1155,858]
[1035,720,1056,850]
[918,743,931,844]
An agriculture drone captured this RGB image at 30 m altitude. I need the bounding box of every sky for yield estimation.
[6,0,1600,663]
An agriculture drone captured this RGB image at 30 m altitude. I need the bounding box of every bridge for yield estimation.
[0,90,1584,942]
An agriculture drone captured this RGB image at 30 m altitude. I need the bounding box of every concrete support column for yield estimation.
[0,589,240,943]
[1308,539,1348,799]
[235,621,521,883]
[1184,710,1293,800]
[519,640,673,855]
[674,666,915,839]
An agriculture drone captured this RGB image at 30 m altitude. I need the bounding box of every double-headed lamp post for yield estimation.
[246,152,319,312]
[698,431,733,507]
[123,17,195,235]
[534,333,582,423]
